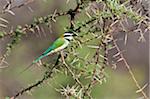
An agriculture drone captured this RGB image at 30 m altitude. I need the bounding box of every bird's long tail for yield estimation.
[19,55,45,74]
[33,55,45,63]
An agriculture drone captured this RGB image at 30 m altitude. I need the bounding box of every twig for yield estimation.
[11,54,61,99]
[60,51,83,88]
[112,36,148,99]
[0,0,34,15]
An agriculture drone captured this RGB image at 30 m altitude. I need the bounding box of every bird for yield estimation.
[20,32,74,73]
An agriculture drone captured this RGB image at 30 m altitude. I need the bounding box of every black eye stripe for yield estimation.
[65,32,73,34]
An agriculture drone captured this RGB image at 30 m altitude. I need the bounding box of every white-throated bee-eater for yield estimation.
[21,32,74,73]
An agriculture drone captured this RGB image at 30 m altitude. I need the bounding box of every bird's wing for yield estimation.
[42,38,65,56]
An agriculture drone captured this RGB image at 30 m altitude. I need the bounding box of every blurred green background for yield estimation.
[0,0,149,99]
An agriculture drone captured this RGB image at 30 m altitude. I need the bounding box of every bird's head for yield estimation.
[63,32,74,41]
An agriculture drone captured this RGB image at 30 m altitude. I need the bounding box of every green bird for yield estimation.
[21,32,74,72]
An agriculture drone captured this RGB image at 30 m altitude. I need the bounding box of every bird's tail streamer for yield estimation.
[19,55,45,75]
[19,62,34,75]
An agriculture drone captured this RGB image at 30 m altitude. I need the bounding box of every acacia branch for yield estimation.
[112,36,148,99]
[11,54,61,99]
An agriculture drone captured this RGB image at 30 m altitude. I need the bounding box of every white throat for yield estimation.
[64,36,73,41]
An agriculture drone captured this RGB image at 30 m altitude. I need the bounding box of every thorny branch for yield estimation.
[9,0,94,98]
[11,54,61,99]
[0,0,34,15]
[112,36,149,99]
[105,18,149,99]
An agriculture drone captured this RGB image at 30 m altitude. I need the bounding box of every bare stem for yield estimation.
[112,36,148,99]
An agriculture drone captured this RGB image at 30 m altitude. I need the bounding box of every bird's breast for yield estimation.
[48,39,69,54]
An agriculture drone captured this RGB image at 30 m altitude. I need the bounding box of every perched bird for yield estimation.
[33,32,73,63]
[21,32,74,73]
